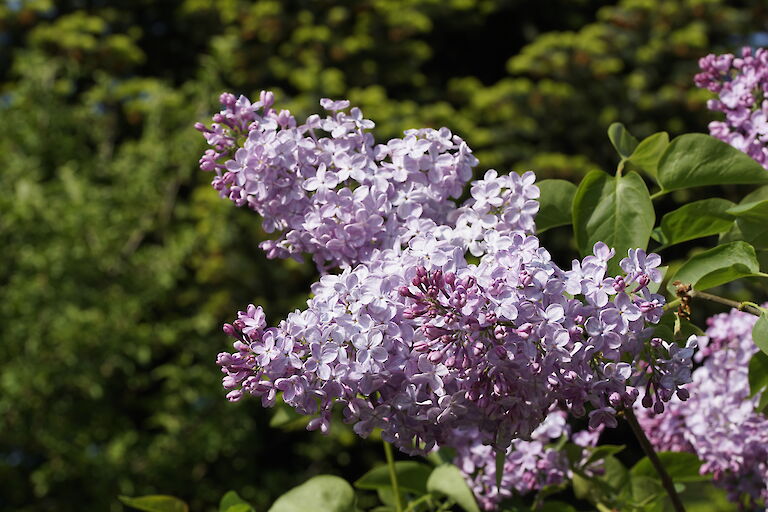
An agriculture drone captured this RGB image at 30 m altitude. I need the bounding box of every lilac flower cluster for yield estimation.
[637,308,768,507]
[696,47,768,168]
[196,92,477,270]
[205,93,693,463]
[216,231,682,455]
[453,410,601,510]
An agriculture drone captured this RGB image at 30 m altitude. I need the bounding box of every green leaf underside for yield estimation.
[268,475,356,512]
[608,122,639,159]
[658,133,768,191]
[573,170,655,275]
[118,496,189,512]
[536,179,576,232]
[753,312,768,356]
[354,461,432,495]
[667,241,760,293]
[657,198,735,247]
[426,464,480,512]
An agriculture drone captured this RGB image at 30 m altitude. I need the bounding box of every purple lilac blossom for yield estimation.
[217,229,683,455]
[206,92,692,465]
[196,92,478,271]
[696,47,768,168]
[637,308,768,507]
[453,410,602,510]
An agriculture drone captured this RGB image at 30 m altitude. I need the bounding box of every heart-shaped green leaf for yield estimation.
[119,496,189,512]
[667,241,760,293]
[657,134,768,191]
[354,461,431,495]
[426,464,480,512]
[656,198,735,248]
[573,170,655,274]
[753,312,768,356]
[268,476,356,512]
[536,179,576,232]
[608,122,639,159]
[627,131,669,180]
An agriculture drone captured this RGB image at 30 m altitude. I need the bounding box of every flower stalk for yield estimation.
[383,440,404,512]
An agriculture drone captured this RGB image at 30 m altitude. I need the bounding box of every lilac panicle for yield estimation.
[207,93,689,473]
[637,308,768,508]
[197,92,478,271]
[696,47,768,168]
[453,409,603,510]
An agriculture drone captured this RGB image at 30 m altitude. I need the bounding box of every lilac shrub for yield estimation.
[696,47,768,168]
[201,93,695,490]
[637,308,768,506]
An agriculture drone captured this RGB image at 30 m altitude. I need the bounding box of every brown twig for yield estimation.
[672,281,763,318]
[624,408,686,512]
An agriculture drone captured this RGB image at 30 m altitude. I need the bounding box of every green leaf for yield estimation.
[727,199,768,221]
[268,475,356,512]
[657,133,768,191]
[376,488,404,509]
[572,170,655,274]
[753,312,768,356]
[675,481,736,512]
[608,122,639,159]
[224,506,255,512]
[119,496,189,512]
[536,179,576,232]
[748,351,768,397]
[426,464,480,512]
[742,184,768,204]
[220,491,255,512]
[756,389,768,415]
[584,444,625,467]
[627,131,669,179]
[631,452,708,483]
[653,311,704,344]
[666,241,760,293]
[727,199,768,249]
[630,475,664,507]
[354,461,432,495]
[656,199,735,248]
[600,456,630,493]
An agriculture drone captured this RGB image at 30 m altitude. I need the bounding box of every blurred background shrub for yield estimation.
[0,0,765,510]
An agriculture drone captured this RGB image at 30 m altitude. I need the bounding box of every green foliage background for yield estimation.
[0,0,764,510]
